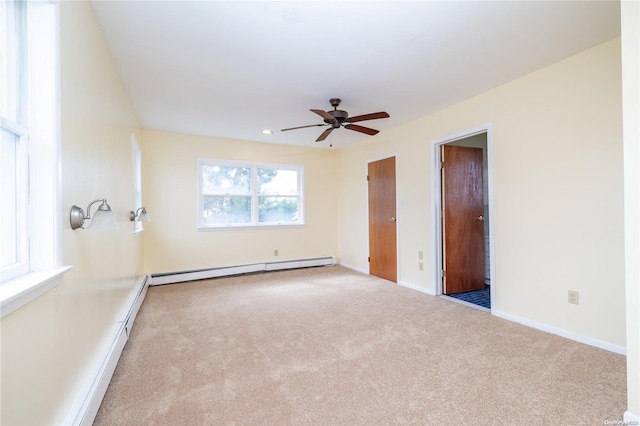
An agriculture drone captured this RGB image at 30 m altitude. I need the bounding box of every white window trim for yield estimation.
[0,1,70,316]
[132,134,144,236]
[1,118,30,281]
[197,158,305,230]
[0,266,72,318]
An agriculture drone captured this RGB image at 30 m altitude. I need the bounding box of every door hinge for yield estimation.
[440,161,445,169]
[368,256,370,262]
[442,270,446,278]
[366,175,369,181]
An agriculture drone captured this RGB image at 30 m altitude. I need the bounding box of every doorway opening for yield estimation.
[431,124,494,312]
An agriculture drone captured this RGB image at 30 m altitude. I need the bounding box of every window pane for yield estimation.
[1,127,19,267]
[132,138,143,233]
[203,195,251,225]
[202,165,251,194]
[259,197,299,223]
[197,160,304,229]
[1,0,26,124]
[258,169,298,195]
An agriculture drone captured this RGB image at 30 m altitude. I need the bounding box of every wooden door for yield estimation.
[442,145,485,294]
[368,157,397,282]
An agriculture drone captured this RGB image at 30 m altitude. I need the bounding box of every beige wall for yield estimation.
[142,131,339,274]
[337,38,625,347]
[0,2,142,424]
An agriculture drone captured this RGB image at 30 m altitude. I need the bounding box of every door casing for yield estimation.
[431,123,495,312]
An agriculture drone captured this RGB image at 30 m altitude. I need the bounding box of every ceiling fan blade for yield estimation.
[281,123,325,132]
[344,124,379,136]
[316,127,334,142]
[346,112,390,123]
[311,109,336,122]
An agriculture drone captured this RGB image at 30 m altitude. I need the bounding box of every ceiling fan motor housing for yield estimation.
[327,109,348,126]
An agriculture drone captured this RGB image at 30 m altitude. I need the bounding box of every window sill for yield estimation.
[197,223,306,231]
[0,266,73,318]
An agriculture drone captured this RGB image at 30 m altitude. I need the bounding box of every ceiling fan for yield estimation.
[281,98,389,142]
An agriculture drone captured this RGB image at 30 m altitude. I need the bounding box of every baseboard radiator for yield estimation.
[150,256,336,286]
[63,275,150,426]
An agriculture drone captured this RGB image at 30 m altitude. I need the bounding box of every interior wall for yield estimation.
[0,2,143,424]
[142,130,339,274]
[337,38,625,348]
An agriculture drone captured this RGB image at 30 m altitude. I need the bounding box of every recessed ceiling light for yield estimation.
[282,10,299,24]
[261,129,273,135]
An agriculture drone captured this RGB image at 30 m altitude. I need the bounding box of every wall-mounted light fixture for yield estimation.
[129,207,151,223]
[70,198,119,230]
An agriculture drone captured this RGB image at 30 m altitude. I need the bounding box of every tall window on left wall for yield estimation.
[132,135,144,234]
[1,0,29,280]
[1,0,61,289]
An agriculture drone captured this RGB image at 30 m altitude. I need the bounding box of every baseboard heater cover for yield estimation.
[151,256,335,286]
[64,275,150,426]
[265,257,334,271]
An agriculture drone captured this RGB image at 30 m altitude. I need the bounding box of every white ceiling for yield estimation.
[90,1,620,149]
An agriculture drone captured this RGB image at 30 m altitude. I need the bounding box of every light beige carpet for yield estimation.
[94,266,626,425]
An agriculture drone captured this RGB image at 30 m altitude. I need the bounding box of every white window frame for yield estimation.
[132,134,144,235]
[1,118,29,281]
[1,0,29,282]
[0,0,70,318]
[197,158,305,230]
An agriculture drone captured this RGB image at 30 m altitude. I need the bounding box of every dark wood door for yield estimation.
[442,145,485,294]
[368,157,397,282]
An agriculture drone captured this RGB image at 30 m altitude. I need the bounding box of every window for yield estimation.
[132,135,143,234]
[1,0,29,281]
[1,122,29,280]
[197,159,304,229]
[1,0,66,316]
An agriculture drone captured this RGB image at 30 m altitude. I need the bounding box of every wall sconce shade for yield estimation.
[130,207,151,223]
[70,199,119,230]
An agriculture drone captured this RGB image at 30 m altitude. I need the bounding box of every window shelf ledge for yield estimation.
[197,223,305,232]
[1,266,73,319]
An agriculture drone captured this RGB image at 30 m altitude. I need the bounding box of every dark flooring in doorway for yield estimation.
[448,285,491,309]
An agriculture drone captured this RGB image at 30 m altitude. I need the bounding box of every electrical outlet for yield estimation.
[419,262,423,271]
[568,290,579,305]
[418,251,423,260]
[274,249,278,256]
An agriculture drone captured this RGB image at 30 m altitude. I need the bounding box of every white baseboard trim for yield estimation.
[624,411,640,424]
[63,275,150,426]
[338,262,368,275]
[494,309,626,355]
[398,280,436,296]
[151,256,336,286]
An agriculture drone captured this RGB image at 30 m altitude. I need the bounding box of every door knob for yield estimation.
[389,217,396,223]
[477,215,485,222]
